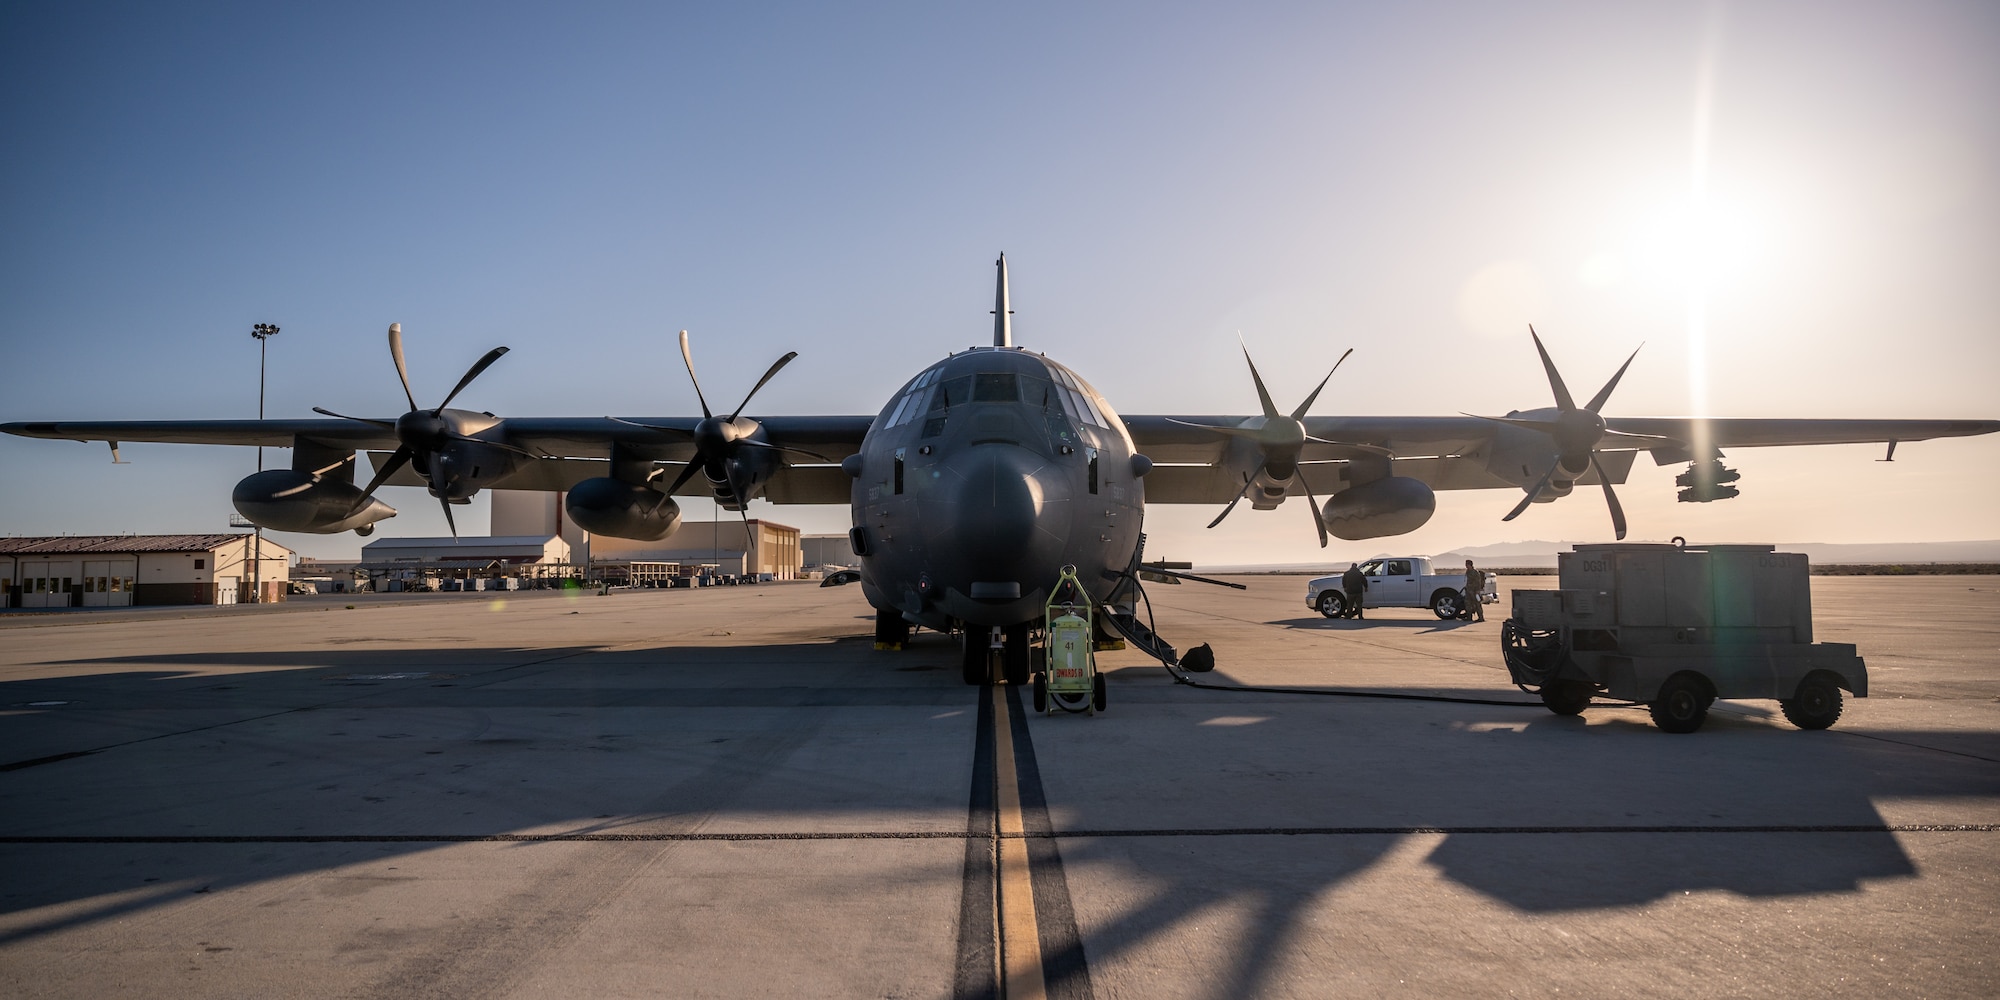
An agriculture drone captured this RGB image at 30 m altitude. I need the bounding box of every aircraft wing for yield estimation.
[1124,414,1999,503]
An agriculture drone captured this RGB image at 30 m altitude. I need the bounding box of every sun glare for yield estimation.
[1629,195,1770,291]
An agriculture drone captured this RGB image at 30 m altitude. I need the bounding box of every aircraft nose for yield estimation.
[950,443,1049,568]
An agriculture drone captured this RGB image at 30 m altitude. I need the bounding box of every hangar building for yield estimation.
[0,534,293,608]
[590,520,803,580]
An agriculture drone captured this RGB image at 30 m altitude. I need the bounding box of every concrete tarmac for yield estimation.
[1,576,1995,998]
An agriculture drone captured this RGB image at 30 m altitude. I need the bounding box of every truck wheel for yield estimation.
[1540,680,1593,716]
[1431,590,1463,619]
[1092,673,1107,713]
[1649,673,1710,734]
[1780,673,1844,730]
[1318,592,1346,618]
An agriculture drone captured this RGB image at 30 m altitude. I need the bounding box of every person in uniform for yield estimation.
[1341,562,1367,620]
[1460,559,1486,622]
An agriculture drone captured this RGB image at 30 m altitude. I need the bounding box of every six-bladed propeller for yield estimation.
[314,323,533,537]
[1170,341,1385,548]
[1464,327,1674,540]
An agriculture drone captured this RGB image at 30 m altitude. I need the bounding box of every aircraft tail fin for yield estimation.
[991,253,1013,347]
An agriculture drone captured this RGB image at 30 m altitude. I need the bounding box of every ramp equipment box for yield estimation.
[1501,543,1866,733]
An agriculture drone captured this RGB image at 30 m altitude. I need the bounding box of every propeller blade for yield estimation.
[1302,437,1394,458]
[664,456,705,496]
[1598,429,1680,446]
[607,416,695,437]
[1590,452,1628,540]
[1503,460,1561,522]
[737,504,756,554]
[1239,339,1281,420]
[1293,470,1330,548]
[727,351,800,422]
[736,439,834,463]
[1462,412,1563,434]
[436,346,510,411]
[312,407,396,429]
[678,330,713,419]
[1207,474,1252,529]
[1166,417,1262,439]
[439,495,457,537]
[351,446,413,511]
[1528,326,1577,412]
[1289,348,1354,421]
[1584,344,1644,414]
[388,323,418,412]
[445,431,544,459]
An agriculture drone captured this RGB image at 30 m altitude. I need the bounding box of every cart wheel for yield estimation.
[1539,680,1593,716]
[1648,673,1711,734]
[1780,672,1844,730]
[1033,673,1048,714]
[1092,673,1107,713]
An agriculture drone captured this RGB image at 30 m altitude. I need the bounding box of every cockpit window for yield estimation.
[973,373,1018,402]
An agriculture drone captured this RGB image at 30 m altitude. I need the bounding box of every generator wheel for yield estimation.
[1780,673,1844,730]
[1091,673,1107,713]
[1649,673,1711,734]
[1032,672,1048,714]
[1317,592,1346,619]
[1540,680,1593,716]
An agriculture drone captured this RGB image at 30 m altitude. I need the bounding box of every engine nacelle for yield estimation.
[564,477,682,540]
[232,470,398,534]
[1322,476,1436,540]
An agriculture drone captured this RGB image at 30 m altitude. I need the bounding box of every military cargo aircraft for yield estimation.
[6,256,1996,684]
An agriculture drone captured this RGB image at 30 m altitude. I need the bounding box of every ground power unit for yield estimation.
[1502,543,1867,733]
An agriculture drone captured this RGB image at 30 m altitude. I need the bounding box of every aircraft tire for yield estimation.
[960,635,989,686]
[1002,623,1031,686]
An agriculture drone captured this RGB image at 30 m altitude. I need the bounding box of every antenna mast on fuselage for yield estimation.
[991,253,1013,348]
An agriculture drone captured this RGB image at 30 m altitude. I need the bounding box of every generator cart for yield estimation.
[1502,542,1866,734]
[1034,565,1107,715]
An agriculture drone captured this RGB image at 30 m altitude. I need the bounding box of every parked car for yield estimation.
[1305,557,1499,619]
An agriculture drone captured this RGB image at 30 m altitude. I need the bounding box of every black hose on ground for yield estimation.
[1120,575,1616,710]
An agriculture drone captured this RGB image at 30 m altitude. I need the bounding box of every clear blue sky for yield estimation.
[3,1,1995,563]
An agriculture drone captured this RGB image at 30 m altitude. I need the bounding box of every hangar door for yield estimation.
[19,560,77,608]
[81,559,137,607]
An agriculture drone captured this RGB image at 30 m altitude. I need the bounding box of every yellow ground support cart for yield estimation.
[1034,565,1107,715]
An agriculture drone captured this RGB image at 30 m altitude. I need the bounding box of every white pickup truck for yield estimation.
[1304,557,1499,619]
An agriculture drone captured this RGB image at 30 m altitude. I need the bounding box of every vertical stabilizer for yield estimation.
[992,253,1013,348]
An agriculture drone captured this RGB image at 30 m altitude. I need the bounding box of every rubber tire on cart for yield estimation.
[1431,590,1464,620]
[1539,680,1594,716]
[1318,592,1346,619]
[1001,623,1031,687]
[1649,672,1711,734]
[960,634,990,686]
[1091,673,1107,714]
[1032,672,1048,714]
[1780,672,1844,730]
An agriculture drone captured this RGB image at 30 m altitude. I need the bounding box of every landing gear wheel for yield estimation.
[960,634,990,686]
[873,608,911,650]
[1431,590,1464,620]
[1091,673,1107,714]
[1318,592,1347,619]
[1539,680,1593,716]
[1780,673,1844,730]
[1032,672,1048,714]
[1002,623,1031,686]
[1649,673,1711,734]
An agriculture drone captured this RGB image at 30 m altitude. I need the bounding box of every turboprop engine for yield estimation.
[1321,476,1435,540]
[232,470,398,535]
[564,477,682,541]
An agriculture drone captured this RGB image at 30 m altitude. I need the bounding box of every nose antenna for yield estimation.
[991,253,1013,348]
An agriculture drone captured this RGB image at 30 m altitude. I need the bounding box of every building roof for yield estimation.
[0,534,287,556]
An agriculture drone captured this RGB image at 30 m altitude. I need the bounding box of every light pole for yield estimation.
[250,323,280,603]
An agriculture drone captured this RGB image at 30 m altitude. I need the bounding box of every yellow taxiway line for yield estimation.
[992,684,1047,1000]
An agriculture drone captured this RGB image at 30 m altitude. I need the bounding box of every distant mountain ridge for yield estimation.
[1205,540,2000,574]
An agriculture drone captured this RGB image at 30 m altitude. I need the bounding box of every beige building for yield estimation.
[591,519,803,580]
[0,534,293,608]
